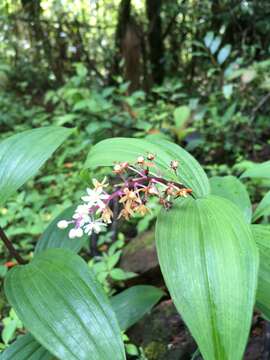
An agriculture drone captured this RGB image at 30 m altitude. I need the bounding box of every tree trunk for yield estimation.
[111,0,142,92]
[110,0,131,81]
[146,0,164,85]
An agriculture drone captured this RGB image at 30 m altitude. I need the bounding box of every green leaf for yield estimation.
[110,268,137,281]
[1,285,163,359]
[0,333,53,360]
[240,161,270,180]
[173,106,191,128]
[220,103,236,125]
[222,84,233,99]
[156,195,258,360]
[34,206,87,255]
[125,344,139,356]
[0,265,7,278]
[252,225,270,320]
[253,191,270,221]
[107,251,121,271]
[217,45,231,64]
[2,320,17,345]
[85,138,209,198]
[111,285,164,331]
[210,175,252,223]
[4,249,125,360]
[210,36,222,54]
[0,127,72,205]
[241,69,257,84]
[204,31,214,48]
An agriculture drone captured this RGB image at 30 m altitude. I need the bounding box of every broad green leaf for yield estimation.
[240,161,270,180]
[0,127,72,205]
[85,138,209,198]
[1,285,163,359]
[111,285,164,331]
[173,106,191,128]
[34,206,87,255]
[210,176,252,223]
[217,45,231,64]
[4,249,125,360]
[156,195,258,360]
[210,36,221,54]
[253,191,270,221]
[204,31,214,48]
[0,333,53,360]
[252,225,270,320]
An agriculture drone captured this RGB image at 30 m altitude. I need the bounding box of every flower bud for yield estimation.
[137,156,145,164]
[69,228,77,238]
[147,153,155,160]
[69,228,83,239]
[75,228,84,237]
[57,220,69,229]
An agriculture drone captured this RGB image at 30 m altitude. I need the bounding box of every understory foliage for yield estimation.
[0,129,270,360]
[1,1,270,360]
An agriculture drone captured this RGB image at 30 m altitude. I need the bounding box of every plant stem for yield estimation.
[111,196,119,243]
[0,227,27,265]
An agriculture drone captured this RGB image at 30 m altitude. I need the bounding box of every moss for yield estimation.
[144,341,167,360]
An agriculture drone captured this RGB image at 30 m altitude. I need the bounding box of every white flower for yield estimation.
[84,220,106,235]
[69,228,84,239]
[74,204,89,216]
[73,204,90,225]
[57,220,69,229]
[81,187,109,209]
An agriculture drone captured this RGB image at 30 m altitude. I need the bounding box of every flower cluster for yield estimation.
[57,154,192,239]
[57,178,113,239]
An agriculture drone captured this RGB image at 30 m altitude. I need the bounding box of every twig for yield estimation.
[0,227,27,265]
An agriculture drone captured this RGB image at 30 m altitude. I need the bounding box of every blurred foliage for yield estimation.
[0,0,269,269]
